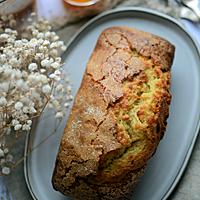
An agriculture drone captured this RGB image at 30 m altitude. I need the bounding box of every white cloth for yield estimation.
[183,20,200,45]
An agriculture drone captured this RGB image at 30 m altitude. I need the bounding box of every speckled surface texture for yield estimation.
[1,0,200,200]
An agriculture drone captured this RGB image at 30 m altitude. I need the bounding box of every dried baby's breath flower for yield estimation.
[0,14,73,175]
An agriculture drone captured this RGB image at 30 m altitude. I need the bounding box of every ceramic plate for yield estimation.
[24,7,200,200]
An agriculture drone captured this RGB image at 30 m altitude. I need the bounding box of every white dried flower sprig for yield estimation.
[0,15,73,175]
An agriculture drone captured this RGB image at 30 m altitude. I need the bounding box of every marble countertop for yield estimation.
[1,0,200,200]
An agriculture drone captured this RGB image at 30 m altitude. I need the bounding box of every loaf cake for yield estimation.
[52,26,175,200]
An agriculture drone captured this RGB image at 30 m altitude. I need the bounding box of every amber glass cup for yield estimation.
[63,0,101,18]
[64,0,100,7]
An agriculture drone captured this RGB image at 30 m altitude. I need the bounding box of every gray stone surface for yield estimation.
[1,0,200,200]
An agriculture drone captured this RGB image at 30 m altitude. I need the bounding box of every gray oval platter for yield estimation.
[24,7,200,200]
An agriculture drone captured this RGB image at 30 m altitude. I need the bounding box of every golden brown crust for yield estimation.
[52,26,175,199]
